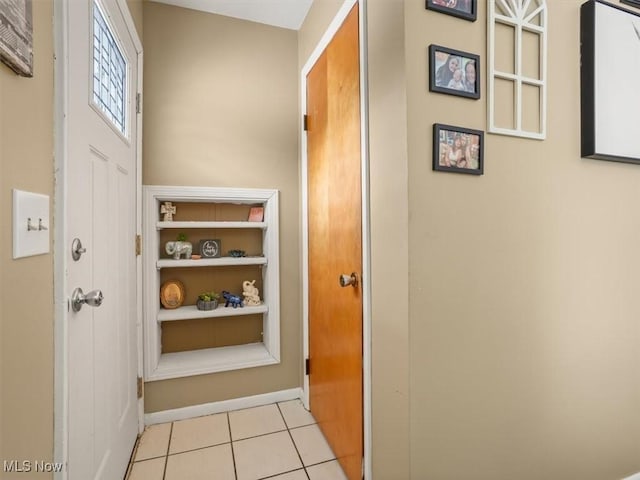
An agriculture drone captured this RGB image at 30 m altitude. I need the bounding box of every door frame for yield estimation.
[53,1,144,477]
[300,0,372,478]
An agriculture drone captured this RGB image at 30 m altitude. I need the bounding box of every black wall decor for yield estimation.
[581,0,640,162]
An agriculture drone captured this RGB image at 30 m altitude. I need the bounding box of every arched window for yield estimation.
[488,0,547,139]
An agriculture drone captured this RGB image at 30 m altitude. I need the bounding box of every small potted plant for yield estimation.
[196,291,220,311]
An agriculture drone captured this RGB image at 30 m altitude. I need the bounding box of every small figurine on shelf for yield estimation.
[165,233,192,260]
[228,249,246,258]
[160,201,177,222]
[242,280,261,306]
[196,291,220,311]
[222,290,244,308]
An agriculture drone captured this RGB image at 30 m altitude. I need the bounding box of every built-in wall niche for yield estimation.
[143,186,280,381]
[488,0,547,139]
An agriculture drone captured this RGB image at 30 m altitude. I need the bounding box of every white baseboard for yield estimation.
[144,387,303,426]
[622,473,640,480]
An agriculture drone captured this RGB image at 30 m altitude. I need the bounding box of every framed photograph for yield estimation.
[433,123,484,175]
[581,0,640,163]
[199,239,221,258]
[0,0,33,77]
[426,0,477,22]
[248,206,264,222]
[429,45,480,99]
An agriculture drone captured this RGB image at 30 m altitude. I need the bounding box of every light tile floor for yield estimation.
[125,400,348,480]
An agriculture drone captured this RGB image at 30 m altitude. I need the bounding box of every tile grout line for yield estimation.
[305,458,347,480]
[124,432,141,479]
[163,441,234,457]
[233,427,289,443]
[228,412,239,480]
[257,467,309,480]
[162,422,174,480]
[276,402,311,480]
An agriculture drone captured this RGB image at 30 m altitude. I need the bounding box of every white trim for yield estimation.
[300,0,372,478]
[53,0,143,476]
[144,388,303,425]
[302,0,358,77]
[53,0,70,477]
[116,0,142,52]
[132,14,145,436]
[622,474,640,480]
[358,1,373,478]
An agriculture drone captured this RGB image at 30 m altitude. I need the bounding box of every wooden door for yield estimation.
[306,5,363,480]
[66,1,139,478]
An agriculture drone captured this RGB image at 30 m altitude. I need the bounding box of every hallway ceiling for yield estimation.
[148,0,314,30]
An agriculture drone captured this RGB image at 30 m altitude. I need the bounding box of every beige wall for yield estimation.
[142,2,300,412]
[3,1,640,479]
[407,1,640,479]
[0,1,55,478]
[366,1,411,477]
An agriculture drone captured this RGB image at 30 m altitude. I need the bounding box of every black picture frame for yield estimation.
[581,0,640,163]
[429,45,480,99]
[426,0,477,21]
[199,239,221,258]
[433,123,484,175]
[621,0,640,9]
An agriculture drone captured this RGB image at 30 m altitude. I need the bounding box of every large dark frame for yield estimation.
[433,123,484,175]
[621,0,640,9]
[426,0,477,21]
[429,44,480,100]
[581,0,640,163]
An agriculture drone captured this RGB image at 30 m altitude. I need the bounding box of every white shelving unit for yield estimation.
[143,186,280,381]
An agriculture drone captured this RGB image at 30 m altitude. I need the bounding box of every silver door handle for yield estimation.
[71,288,104,312]
[339,272,359,288]
[71,238,87,261]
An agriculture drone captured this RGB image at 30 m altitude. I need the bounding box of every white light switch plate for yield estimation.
[13,189,50,259]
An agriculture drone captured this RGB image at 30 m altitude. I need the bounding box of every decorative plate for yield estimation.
[160,280,185,309]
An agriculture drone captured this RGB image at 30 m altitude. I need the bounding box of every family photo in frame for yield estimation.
[426,0,477,21]
[429,45,480,99]
[433,123,483,175]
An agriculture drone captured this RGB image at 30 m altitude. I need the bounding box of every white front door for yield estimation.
[65,1,139,478]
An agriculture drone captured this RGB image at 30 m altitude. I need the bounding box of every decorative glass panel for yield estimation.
[488,0,547,139]
[92,2,127,135]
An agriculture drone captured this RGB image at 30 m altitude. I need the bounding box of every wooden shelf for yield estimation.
[157,221,266,230]
[157,256,267,269]
[158,304,268,322]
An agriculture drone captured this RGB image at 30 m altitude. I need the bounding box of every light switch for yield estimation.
[13,189,50,259]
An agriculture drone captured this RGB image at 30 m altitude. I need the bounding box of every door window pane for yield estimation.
[92,2,127,135]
